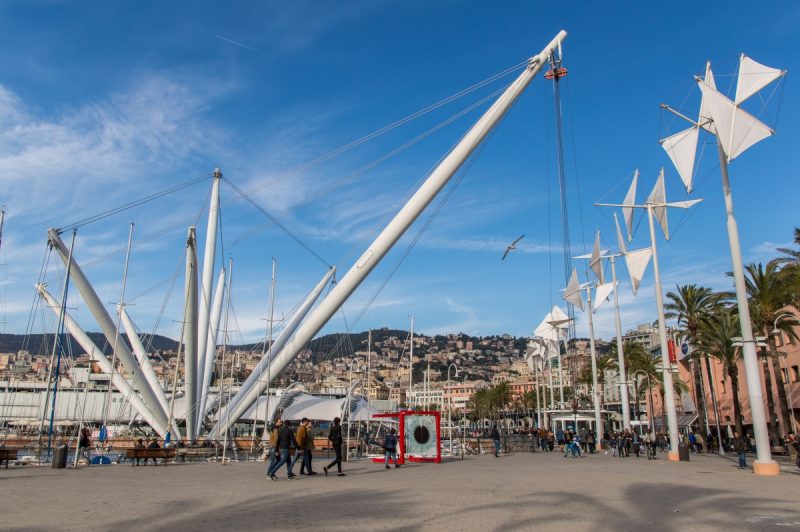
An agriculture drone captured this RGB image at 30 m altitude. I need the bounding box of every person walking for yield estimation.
[324,417,345,477]
[78,427,92,465]
[787,432,799,470]
[293,418,310,475]
[586,430,596,454]
[491,425,501,457]
[304,420,317,475]
[384,428,400,469]
[266,419,282,474]
[732,430,747,470]
[267,420,299,480]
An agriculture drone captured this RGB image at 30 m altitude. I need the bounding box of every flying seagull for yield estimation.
[501,234,525,261]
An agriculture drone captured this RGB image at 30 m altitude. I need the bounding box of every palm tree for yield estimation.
[744,261,798,441]
[697,309,744,435]
[615,341,654,425]
[665,284,722,441]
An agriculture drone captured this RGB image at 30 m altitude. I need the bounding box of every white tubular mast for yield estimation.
[208,267,335,438]
[610,255,631,430]
[259,30,568,398]
[198,267,226,424]
[119,306,180,438]
[184,226,199,441]
[37,284,169,436]
[46,228,170,432]
[196,170,221,415]
[585,287,602,434]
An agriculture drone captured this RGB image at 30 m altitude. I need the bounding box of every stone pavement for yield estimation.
[2,449,799,531]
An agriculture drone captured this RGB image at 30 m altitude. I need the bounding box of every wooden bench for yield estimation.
[0,448,18,468]
[125,448,176,466]
[771,445,789,456]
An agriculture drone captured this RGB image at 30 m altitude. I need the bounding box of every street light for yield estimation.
[771,313,799,433]
[346,357,360,462]
[447,363,459,456]
[632,370,655,436]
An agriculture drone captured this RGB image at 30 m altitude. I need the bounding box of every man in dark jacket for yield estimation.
[491,425,501,457]
[384,428,400,469]
[732,431,747,470]
[324,417,345,477]
[267,420,299,480]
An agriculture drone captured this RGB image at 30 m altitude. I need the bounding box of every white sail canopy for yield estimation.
[697,78,773,162]
[661,62,716,192]
[660,126,698,193]
[622,170,638,242]
[593,282,615,313]
[614,213,627,254]
[699,61,717,132]
[647,169,669,240]
[562,267,584,312]
[589,231,604,283]
[624,247,652,296]
[735,55,784,105]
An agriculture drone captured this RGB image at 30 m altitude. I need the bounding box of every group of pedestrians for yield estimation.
[266,417,322,480]
[266,417,403,480]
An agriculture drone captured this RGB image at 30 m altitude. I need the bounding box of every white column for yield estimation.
[196,170,221,419]
[254,31,568,397]
[646,205,680,460]
[198,268,226,422]
[717,139,776,473]
[183,226,199,441]
[610,256,631,430]
[208,268,335,438]
[119,307,179,437]
[37,285,169,436]
[586,288,602,435]
[47,229,170,432]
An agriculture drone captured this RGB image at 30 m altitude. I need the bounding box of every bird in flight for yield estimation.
[501,234,525,261]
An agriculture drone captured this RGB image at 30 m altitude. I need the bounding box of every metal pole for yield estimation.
[557,343,564,407]
[409,316,414,401]
[586,286,602,436]
[610,256,631,430]
[646,204,680,460]
[221,258,233,465]
[263,259,277,437]
[535,360,542,428]
[716,139,776,474]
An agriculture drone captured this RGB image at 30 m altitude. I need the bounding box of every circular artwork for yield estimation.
[404,414,437,457]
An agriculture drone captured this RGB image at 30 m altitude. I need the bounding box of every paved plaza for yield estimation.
[2,450,799,531]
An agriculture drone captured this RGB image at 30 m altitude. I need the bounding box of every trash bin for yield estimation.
[52,444,68,469]
[678,443,690,462]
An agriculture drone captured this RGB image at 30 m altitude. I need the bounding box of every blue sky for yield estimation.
[0,1,798,345]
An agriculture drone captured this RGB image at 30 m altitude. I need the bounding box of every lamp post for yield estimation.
[772,313,799,433]
[346,357,360,462]
[447,364,459,456]
[633,370,655,436]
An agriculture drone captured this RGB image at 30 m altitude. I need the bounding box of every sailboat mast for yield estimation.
[409,316,414,401]
[263,258,276,434]
[221,258,233,463]
[38,229,76,459]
